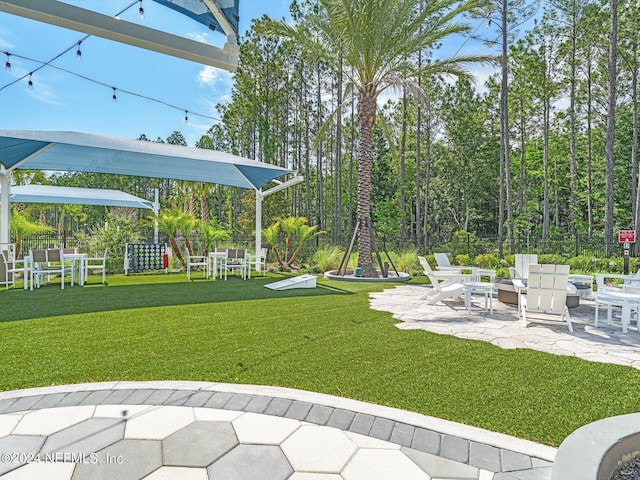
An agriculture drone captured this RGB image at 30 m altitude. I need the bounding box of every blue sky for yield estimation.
[0,0,292,145]
[0,1,498,147]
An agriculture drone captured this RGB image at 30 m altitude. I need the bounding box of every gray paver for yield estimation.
[224,393,253,411]
[103,389,136,405]
[42,417,125,455]
[78,390,113,406]
[3,395,44,413]
[56,391,92,407]
[284,401,312,420]
[164,390,197,406]
[207,444,293,480]
[469,442,502,471]
[531,458,553,469]
[183,391,215,407]
[30,393,69,409]
[0,435,46,475]
[163,421,238,467]
[72,439,162,480]
[326,408,355,430]
[0,398,17,413]
[369,417,394,441]
[441,434,469,463]
[204,392,234,409]
[412,428,441,455]
[244,395,272,414]
[305,404,333,425]
[391,423,416,448]
[144,389,178,405]
[264,398,292,417]
[349,413,375,435]
[121,389,154,405]
[402,447,479,480]
[501,449,533,472]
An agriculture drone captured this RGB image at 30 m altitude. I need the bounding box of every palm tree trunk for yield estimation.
[357,88,378,278]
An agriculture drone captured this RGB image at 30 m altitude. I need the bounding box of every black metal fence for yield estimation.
[12,229,627,262]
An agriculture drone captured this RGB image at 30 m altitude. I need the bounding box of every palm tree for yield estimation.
[262,0,490,277]
[152,209,186,268]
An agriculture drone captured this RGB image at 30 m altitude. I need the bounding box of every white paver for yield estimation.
[342,449,430,480]
[0,461,75,480]
[281,425,357,473]
[94,404,153,418]
[193,407,242,422]
[124,406,194,439]
[12,406,94,435]
[233,412,301,444]
[0,414,21,437]
[288,474,343,480]
[142,466,209,480]
[345,431,401,449]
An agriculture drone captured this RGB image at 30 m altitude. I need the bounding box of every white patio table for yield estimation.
[63,252,88,286]
[594,289,640,334]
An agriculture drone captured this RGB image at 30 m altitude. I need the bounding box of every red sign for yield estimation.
[619,230,636,243]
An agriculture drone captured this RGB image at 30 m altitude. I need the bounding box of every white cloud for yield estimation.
[186,31,209,43]
[197,66,233,89]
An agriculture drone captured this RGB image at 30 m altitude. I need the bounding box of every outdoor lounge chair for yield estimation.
[187,253,209,280]
[518,264,573,332]
[434,252,467,273]
[418,256,467,305]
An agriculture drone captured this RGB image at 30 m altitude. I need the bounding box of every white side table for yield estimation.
[464,282,494,314]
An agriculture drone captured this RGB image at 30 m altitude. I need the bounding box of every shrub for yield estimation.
[538,254,568,265]
[454,254,472,266]
[311,245,343,272]
[394,249,419,273]
[474,253,498,269]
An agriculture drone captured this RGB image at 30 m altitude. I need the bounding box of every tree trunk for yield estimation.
[605,0,618,256]
[356,88,378,277]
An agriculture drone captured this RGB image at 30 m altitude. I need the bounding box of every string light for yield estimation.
[1,51,222,123]
[76,41,82,61]
[27,73,33,90]
[4,53,10,72]
[184,110,189,123]
[138,0,144,19]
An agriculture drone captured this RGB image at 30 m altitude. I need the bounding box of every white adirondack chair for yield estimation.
[519,264,573,332]
[418,256,467,305]
[509,254,538,280]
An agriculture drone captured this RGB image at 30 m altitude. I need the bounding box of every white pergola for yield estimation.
[0,130,303,256]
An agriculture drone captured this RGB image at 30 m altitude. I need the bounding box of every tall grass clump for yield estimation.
[394,249,419,273]
[312,245,344,272]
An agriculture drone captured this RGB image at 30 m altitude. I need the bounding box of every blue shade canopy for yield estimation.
[0,130,292,190]
[152,0,239,35]
[8,185,155,210]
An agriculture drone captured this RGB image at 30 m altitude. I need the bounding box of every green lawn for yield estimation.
[1,272,639,447]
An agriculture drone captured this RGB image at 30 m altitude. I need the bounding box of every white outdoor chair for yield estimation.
[225,249,248,279]
[247,248,268,278]
[519,264,573,332]
[85,249,108,284]
[187,254,209,280]
[0,245,24,290]
[418,256,467,305]
[509,254,538,280]
[419,256,471,283]
[30,248,69,289]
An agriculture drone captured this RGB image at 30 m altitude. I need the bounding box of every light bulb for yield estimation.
[76,42,82,61]
[4,54,10,72]
[139,1,144,19]
[28,74,33,90]
[184,111,189,123]
[112,88,117,103]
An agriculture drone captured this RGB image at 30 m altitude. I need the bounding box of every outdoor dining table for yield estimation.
[64,252,88,286]
[208,251,228,280]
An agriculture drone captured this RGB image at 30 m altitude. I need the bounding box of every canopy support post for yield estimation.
[0,170,10,244]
